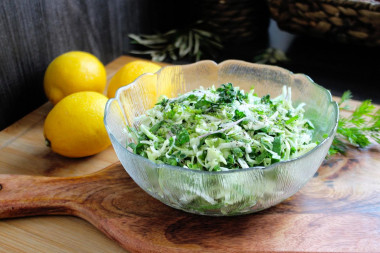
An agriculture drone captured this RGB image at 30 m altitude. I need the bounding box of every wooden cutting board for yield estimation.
[0,56,379,253]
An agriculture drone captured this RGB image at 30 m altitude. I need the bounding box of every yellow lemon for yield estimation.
[107,60,161,98]
[43,91,111,158]
[44,51,107,104]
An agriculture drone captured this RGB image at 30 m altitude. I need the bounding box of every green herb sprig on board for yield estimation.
[329,91,380,156]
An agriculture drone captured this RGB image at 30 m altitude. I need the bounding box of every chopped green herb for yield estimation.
[273,136,282,155]
[194,95,212,109]
[285,115,299,124]
[260,94,272,104]
[176,129,190,146]
[233,109,246,120]
[150,121,163,134]
[156,98,169,107]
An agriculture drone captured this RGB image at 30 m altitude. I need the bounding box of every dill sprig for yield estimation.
[329,90,380,156]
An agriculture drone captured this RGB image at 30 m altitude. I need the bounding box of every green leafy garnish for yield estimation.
[260,94,272,104]
[285,115,299,124]
[329,90,380,156]
[172,125,190,146]
[156,98,169,107]
[273,136,282,156]
[217,83,248,104]
[233,109,246,120]
[150,121,163,134]
[194,95,213,109]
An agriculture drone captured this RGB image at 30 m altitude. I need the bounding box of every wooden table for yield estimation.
[0,56,379,252]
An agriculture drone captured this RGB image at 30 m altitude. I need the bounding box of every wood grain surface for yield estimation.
[0,56,379,253]
[1,152,380,253]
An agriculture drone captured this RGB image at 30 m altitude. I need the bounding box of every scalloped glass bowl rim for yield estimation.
[104,59,339,175]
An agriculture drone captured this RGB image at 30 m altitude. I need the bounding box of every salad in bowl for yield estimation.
[104,60,338,216]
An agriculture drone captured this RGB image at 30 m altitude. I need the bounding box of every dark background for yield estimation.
[0,0,379,130]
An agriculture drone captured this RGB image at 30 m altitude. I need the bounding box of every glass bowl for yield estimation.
[104,60,338,216]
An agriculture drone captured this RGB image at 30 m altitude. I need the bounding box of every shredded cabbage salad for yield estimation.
[127,83,317,171]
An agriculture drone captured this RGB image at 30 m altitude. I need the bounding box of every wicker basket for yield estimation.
[199,0,270,44]
[268,0,380,46]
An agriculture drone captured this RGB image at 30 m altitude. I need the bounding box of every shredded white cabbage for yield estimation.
[127,83,317,171]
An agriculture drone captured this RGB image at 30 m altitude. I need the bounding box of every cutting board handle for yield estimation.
[0,162,124,219]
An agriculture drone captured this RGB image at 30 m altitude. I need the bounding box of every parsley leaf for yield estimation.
[150,121,163,134]
[261,94,272,104]
[156,98,169,107]
[171,125,190,146]
[194,95,212,109]
[273,136,282,155]
[233,109,246,120]
[217,83,247,104]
